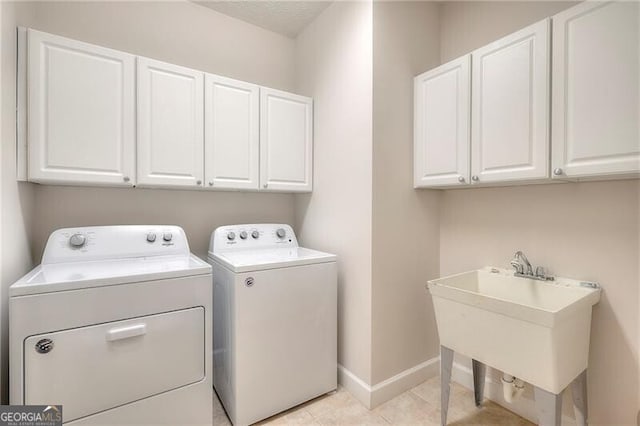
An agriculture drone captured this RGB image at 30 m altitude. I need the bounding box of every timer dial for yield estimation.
[69,233,87,248]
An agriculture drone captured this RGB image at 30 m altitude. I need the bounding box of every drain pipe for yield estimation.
[501,374,525,403]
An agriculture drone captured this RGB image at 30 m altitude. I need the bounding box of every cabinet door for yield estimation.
[260,88,313,192]
[204,74,259,190]
[137,57,204,188]
[471,19,550,184]
[414,55,471,187]
[28,29,135,186]
[552,1,640,179]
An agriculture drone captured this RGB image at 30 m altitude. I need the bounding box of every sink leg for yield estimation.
[440,346,454,426]
[571,369,588,426]
[534,386,562,426]
[471,359,486,407]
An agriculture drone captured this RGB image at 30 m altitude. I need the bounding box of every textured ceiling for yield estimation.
[196,1,332,38]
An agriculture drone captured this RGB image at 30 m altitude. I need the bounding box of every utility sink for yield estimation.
[427,267,600,395]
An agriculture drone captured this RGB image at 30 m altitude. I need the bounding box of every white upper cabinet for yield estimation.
[414,55,471,188]
[22,28,312,192]
[137,57,204,188]
[204,74,259,190]
[551,1,640,179]
[27,29,135,186]
[471,19,550,184]
[260,88,313,192]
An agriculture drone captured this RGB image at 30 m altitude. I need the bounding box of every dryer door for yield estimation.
[24,307,204,422]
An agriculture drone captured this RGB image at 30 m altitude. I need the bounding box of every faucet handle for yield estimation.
[535,266,555,281]
[510,258,524,274]
[511,250,533,276]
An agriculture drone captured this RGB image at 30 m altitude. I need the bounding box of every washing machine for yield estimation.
[10,225,213,425]
[208,224,337,426]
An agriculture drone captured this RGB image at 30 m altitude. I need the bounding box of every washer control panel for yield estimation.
[42,225,190,264]
[210,224,298,254]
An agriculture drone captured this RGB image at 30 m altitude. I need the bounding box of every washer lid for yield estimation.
[210,247,336,273]
[10,254,211,297]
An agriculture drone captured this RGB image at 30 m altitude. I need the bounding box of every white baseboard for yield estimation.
[337,365,374,408]
[370,357,440,407]
[451,362,576,425]
[338,356,440,409]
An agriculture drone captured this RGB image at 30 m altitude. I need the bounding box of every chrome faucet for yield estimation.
[510,251,554,281]
[510,251,532,275]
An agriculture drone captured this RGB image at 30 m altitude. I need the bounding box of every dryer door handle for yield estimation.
[106,324,147,342]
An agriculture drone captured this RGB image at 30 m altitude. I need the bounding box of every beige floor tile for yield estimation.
[212,379,532,426]
[304,388,360,419]
[312,401,389,425]
[411,376,470,423]
[410,376,532,426]
[449,383,484,414]
[448,400,533,426]
[258,409,320,425]
[302,387,388,425]
[411,376,441,404]
[373,391,440,425]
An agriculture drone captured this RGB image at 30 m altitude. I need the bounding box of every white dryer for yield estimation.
[10,225,213,425]
[208,224,337,426]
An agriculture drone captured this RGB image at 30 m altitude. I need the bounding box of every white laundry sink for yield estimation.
[427,267,600,394]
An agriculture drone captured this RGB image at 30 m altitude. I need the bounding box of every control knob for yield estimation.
[227,232,236,241]
[276,228,286,239]
[251,230,260,239]
[69,233,87,248]
[239,231,248,240]
[163,233,173,242]
[146,233,156,243]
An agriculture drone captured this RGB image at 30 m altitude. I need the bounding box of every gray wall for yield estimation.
[371,1,442,385]
[294,0,374,384]
[439,1,578,63]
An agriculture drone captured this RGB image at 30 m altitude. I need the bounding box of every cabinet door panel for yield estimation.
[552,1,639,178]
[204,75,259,190]
[28,29,135,186]
[260,88,313,192]
[471,19,550,184]
[414,55,470,187]
[137,58,204,187]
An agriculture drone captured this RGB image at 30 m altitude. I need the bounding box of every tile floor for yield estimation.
[213,376,534,425]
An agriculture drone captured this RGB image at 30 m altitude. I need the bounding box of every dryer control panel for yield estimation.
[42,225,190,264]
[209,224,298,254]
